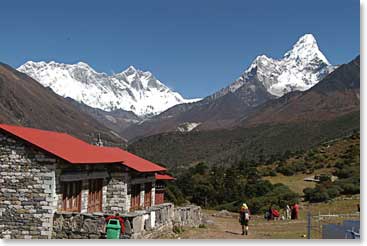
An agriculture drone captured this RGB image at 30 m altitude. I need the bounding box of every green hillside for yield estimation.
[162,132,359,214]
[128,111,359,170]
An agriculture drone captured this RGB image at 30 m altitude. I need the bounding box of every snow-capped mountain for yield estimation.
[213,34,335,99]
[17,61,200,116]
[121,34,337,140]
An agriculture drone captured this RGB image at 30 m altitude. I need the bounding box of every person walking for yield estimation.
[266,205,273,221]
[239,203,251,236]
[291,203,300,220]
[286,205,291,220]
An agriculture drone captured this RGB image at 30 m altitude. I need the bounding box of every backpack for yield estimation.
[241,209,250,220]
[244,211,250,220]
[272,209,280,217]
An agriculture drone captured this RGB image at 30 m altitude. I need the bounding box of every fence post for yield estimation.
[307,211,311,239]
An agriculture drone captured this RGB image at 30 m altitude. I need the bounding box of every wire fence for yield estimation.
[307,212,360,239]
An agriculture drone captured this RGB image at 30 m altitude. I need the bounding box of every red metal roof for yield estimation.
[0,124,166,173]
[155,173,175,180]
[99,146,167,173]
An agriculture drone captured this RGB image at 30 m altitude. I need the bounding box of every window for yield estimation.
[130,184,141,210]
[62,181,82,212]
[88,179,103,213]
[144,183,152,208]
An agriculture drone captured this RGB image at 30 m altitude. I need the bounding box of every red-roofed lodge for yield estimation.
[0,124,174,239]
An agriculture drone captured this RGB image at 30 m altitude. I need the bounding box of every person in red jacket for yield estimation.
[105,213,125,237]
[292,203,300,220]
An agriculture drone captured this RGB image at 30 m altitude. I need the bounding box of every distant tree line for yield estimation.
[165,161,299,214]
[164,132,360,211]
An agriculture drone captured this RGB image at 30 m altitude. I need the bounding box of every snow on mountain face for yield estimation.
[17,61,200,116]
[217,34,335,98]
[177,122,201,132]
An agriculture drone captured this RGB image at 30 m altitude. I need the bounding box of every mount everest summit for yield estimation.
[18,62,200,117]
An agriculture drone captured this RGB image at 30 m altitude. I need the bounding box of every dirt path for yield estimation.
[176,210,309,239]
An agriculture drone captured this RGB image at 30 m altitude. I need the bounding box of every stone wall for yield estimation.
[173,205,202,227]
[52,203,202,239]
[0,132,58,239]
[104,166,129,213]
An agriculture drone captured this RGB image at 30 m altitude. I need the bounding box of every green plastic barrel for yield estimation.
[106,219,121,239]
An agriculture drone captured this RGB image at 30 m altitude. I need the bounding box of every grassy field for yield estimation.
[263,173,315,194]
[302,195,360,217]
[263,168,335,194]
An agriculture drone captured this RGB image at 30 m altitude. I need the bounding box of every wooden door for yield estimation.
[144,183,152,208]
[88,179,103,213]
[155,190,164,205]
[130,184,141,210]
[62,181,82,212]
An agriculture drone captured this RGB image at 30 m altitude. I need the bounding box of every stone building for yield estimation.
[0,124,172,239]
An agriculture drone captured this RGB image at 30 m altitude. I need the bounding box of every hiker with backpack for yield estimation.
[239,203,250,236]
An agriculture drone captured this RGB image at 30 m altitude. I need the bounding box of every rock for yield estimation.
[132,216,144,234]
[124,219,132,235]
[213,210,231,217]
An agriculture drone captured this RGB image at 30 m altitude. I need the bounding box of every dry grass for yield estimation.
[301,195,360,217]
[263,168,335,194]
[263,173,315,194]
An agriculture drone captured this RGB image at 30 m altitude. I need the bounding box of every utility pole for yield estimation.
[307,211,311,239]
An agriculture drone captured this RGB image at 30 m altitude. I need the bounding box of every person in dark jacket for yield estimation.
[266,205,273,221]
[239,203,251,235]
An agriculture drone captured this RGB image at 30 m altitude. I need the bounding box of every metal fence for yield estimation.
[306,212,360,239]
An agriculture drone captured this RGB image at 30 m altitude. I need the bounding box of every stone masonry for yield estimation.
[0,132,58,239]
[52,203,202,239]
[104,166,129,213]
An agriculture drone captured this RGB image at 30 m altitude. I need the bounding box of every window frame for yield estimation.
[62,181,82,212]
[88,179,103,213]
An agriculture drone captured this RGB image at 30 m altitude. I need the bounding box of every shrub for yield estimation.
[326,186,340,199]
[303,186,330,203]
[173,225,184,234]
[334,167,353,179]
[294,162,307,172]
[269,170,277,176]
[309,191,329,203]
[319,174,332,183]
[276,165,296,176]
[337,181,360,195]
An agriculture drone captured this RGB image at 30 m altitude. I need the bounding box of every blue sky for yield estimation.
[0,0,359,98]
